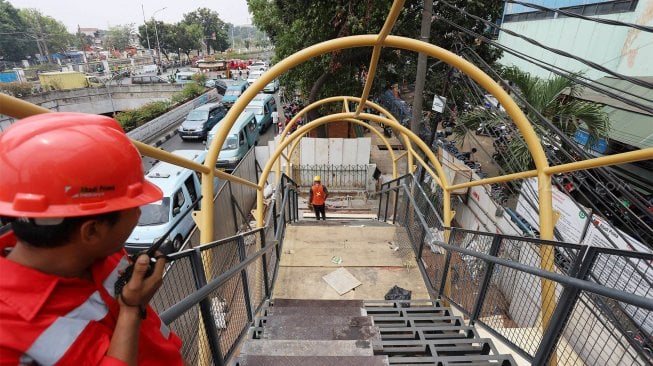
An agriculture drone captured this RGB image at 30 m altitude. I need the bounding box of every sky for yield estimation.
[7,0,252,33]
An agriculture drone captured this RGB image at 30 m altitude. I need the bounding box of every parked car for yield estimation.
[222,81,248,108]
[207,111,259,172]
[131,75,169,84]
[247,61,267,72]
[125,150,218,254]
[245,93,277,133]
[175,71,196,84]
[178,103,227,141]
[264,78,280,93]
[205,78,228,94]
[247,70,265,86]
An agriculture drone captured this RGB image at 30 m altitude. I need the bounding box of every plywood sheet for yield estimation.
[314,139,329,164]
[322,268,362,295]
[342,139,358,165]
[300,138,315,165]
[328,138,344,165]
[356,138,371,164]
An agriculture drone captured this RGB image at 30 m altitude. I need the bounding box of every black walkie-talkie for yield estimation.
[113,195,202,313]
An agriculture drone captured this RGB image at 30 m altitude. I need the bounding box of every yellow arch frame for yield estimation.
[276,95,417,180]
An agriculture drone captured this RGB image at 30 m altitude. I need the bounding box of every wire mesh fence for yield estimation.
[381,173,653,365]
[152,174,299,365]
[293,164,369,190]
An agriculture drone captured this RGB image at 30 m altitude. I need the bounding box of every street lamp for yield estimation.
[141,4,152,61]
[152,7,166,69]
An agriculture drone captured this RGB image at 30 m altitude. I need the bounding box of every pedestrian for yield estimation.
[0,113,184,365]
[238,69,243,79]
[272,109,280,134]
[309,175,328,221]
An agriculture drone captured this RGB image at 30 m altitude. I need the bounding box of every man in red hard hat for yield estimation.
[0,113,184,365]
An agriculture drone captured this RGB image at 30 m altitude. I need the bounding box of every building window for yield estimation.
[504,0,639,23]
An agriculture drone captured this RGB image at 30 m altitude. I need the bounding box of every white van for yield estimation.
[125,150,218,254]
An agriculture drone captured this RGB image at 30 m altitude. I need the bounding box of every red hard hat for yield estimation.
[0,113,162,218]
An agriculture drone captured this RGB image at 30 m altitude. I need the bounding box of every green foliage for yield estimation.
[170,83,205,105]
[456,67,610,173]
[173,23,204,58]
[247,0,503,107]
[106,24,134,51]
[182,8,230,53]
[138,21,175,60]
[0,81,33,96]
[191,73,207,85]
[115,101,171,131]
[0,0,34,61]
[18,9,74,55]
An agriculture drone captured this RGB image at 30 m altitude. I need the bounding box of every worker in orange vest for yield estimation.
[309,175,329,221]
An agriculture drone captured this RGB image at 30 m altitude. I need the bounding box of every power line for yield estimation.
[434,15,653,115]
[438,0,653,90]
[505,0,653,33]
[457,45,653,236]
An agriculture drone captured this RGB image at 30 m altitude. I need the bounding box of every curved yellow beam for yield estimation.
[355,0,405,116]
[278,96,415,175]
[283,117,399,179]
[256,112,449,227]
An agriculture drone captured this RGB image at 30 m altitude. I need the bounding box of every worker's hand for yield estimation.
[119,253,166,309]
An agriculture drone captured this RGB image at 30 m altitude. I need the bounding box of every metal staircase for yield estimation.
[235,299,516,365]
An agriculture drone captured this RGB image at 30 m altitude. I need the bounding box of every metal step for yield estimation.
[235,355,390,366]
[265,305,366,317]
[262,324,380,342]
[257,315,374,329]
[239,340,374,357]
[272,298,365,308]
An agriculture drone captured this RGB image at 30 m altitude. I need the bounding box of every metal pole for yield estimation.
[237,236,254,322]
[189,249,225,366]
[141,4,152,59]
[152,7,166,68]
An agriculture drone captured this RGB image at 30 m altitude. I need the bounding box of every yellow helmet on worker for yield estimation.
[313,175,321,182]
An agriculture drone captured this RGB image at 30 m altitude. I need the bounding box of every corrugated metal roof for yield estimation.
[568,76,653,149]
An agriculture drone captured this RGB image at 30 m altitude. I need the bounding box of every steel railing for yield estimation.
[149,174,299,366]
[376,173,653,366]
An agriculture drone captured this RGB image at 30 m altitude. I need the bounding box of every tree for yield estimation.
[138,21,175,60]
[171,23,203,60]
[106,24,134,51]
[247,0,503,131]
[182,8,229,53]
[0,0,34,62]
[454,67,610,173]
[18,8,74,59]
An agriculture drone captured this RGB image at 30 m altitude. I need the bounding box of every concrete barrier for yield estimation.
[127,89,219,142]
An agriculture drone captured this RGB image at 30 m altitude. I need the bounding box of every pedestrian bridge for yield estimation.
[0,0,651,365]
[0,83,183,130]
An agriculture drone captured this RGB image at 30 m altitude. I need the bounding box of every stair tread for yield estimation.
[267,305,365,316]
[239,340,374,357]
[262,314,374,328]
[263,324,380,342]
[273,299,365,308]
[236,355,390,366]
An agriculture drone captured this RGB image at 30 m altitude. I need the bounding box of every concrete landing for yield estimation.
[273,224,430,300]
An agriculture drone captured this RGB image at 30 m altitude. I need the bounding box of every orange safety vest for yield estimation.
[311,184,326,206]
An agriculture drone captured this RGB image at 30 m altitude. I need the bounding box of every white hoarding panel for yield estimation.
[342,139,358,165]
[314,139,329,164]
[328,138,344,165]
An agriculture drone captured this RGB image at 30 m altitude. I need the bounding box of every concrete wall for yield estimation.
[497,1,653,79]
[1,84,185,131]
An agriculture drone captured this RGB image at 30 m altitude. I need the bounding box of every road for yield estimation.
[142,87,282,173]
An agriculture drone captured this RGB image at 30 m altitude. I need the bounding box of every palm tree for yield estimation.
[453,66,610,174]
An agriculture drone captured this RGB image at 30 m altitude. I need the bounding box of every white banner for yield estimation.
[432,95,446,113]
[515,178,589,243]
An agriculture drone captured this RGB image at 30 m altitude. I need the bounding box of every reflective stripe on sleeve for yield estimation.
[24,291,109,365]
[103,256,129,296]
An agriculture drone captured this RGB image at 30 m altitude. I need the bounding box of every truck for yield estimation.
[38,71,103,91]
[0,69,26,83]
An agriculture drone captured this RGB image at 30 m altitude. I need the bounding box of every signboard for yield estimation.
[432,95,446,113]
[574,130,608,154]
[581,215,650,253]
[515,178,589,243]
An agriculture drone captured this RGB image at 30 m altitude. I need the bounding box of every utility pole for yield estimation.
[410,0,433,134]
[141,4,152,61]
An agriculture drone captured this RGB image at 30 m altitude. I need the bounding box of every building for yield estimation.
[498,0,652,80]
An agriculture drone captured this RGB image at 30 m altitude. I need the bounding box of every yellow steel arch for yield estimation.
[283,117,400,179]
[256,111,450,227]
[276,95,416,179]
